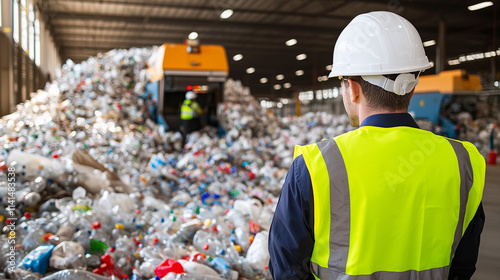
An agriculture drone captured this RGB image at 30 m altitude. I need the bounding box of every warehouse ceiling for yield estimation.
[35,0,500,98]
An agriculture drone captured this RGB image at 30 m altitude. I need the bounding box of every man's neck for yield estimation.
[358,107,408,125]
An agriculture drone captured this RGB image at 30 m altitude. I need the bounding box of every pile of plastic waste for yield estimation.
[2,44,499,279]
[0,46,356,280]
[415,113,500,157]
[453,112,500,156]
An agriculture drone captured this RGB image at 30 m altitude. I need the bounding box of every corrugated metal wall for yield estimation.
[0,0,61,117]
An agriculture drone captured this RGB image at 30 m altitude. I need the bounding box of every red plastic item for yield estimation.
[246,171,256,179]
[92,253,125,278]
[0,161,7,171]
[133,237,142,246]
[24,212,31,219]
[43,233,54,241]
[249,220,260,234]
[188,253,205,262]
[488,151,497,165]
[154,258,185,278]
[203,243,209,250]
[92,221,101,229]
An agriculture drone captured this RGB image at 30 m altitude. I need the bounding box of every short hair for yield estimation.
[345,75,413,111]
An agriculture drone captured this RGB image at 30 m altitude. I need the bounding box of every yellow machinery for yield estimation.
[146,42,229,130]
[409,69,499,138]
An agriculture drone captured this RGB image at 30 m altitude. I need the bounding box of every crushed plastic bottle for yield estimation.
[49,241,86,270]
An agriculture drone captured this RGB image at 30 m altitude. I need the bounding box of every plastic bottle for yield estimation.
[111,223,130,240]
[21,221,47,252]
[49,241,87,270]
[193,230,223,258]
[56,222,77,242]
[92,253,126,279]
[154,258,184,278]
[29,176,47,193]
[89,222,109,254]
[245,231,270,271]
[177,259,220,278]
[15,187,42,207]
[131,267,142,280]
[207,256,239,280]
[72,229,92,253]
[170,219,203,244]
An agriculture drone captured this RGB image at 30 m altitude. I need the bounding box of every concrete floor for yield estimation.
[472,165,500,280]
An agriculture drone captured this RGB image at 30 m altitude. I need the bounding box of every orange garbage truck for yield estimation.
[145,43,229,131]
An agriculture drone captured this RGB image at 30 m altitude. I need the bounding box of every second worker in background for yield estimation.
[180,90,203,145]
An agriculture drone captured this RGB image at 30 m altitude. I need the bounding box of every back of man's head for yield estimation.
[347,76,414,111]
[329,11,432,109]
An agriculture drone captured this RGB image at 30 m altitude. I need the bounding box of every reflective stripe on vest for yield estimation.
[294,126,485,279]
[181,100,194,120]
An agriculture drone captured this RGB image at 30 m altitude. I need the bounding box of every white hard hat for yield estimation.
[186,91,197,100]
[329,11,433,95]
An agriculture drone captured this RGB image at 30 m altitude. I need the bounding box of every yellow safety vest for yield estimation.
[180,99,200,120]
[294,126,485,279]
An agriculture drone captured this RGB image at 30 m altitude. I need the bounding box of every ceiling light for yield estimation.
[260,78,268,83]
[276,74,284,80]
[274,84,281,90]
[468,1,493,11]
[296,53,307,61]
[295,70,304,76]
[285,39,297,46]
[220,9,233,19]
[325,65,332,71]
[188,32,198,40]
[423,40,436,47]
[318,75,328,82]
[246,67,255,74]
[284,83,291,88]
[233,54,243,61]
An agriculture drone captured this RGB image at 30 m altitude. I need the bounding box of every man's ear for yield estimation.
[348,79,362,103]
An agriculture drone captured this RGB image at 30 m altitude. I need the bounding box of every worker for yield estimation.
[268,11,485,280]
[180,90,203,138]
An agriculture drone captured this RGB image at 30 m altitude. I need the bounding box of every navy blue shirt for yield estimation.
[268,113,485,280]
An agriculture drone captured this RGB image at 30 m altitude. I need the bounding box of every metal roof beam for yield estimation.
[46,0,354,20]
[51,12,343,35]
